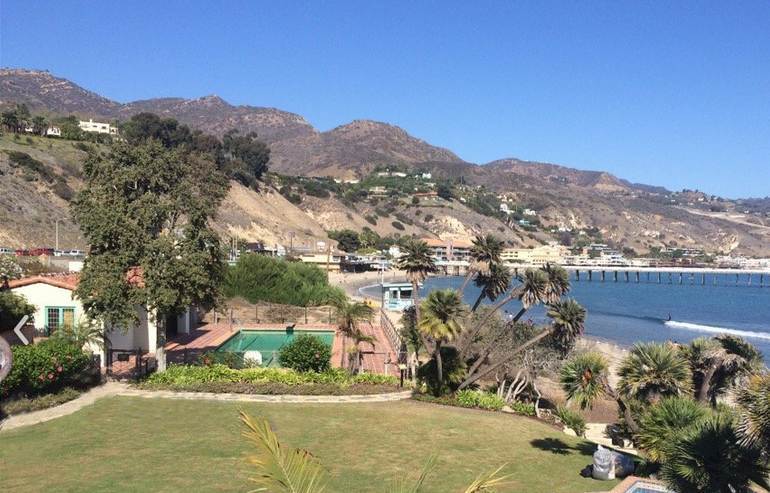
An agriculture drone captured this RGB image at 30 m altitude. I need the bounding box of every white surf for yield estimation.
[664,320,770,341]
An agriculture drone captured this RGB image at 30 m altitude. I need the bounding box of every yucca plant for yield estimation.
[617,342,692,405]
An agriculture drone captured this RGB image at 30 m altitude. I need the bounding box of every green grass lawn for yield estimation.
[0,397,618,492]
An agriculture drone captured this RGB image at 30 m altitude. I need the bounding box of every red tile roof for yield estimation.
[7,273,80,291]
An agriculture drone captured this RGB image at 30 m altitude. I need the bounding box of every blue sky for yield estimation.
[2,1,769,198]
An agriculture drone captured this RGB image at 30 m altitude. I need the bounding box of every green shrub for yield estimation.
[198,350,247,369]
[278,334,332,373]
[0,387,82,416]
[554,406,587,437]
[224,253,345,306]
[140,364,399,392]
[0,340,97,398]
[364,214,377,226]
[391,221,405,231]
[456,390,505,411]
[508,400,536,416]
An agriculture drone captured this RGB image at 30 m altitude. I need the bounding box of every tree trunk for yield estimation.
[606,385,640,435]
[156,316,167,372]
[459,327,551,390]
[696,364,719,404]
[340,334,347,369]
[435,340,444,386]
[471,291,485,312]
[458,268,476,294]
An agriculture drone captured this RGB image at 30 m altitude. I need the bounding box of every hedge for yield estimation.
[0,340,98,398]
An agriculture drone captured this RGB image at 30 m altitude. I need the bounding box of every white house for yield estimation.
[46,126,61,137]
[8,272,194,368]
[78,119,118,135]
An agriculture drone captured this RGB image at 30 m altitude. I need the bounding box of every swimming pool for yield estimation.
[217,329,335,367]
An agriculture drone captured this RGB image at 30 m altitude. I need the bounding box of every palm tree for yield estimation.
[560,351,641,434]
[736,372,770,454]
[683,336,762,405]
[617,342,692,405]
[399,306,422,380]
[395,239,436,324]
[347,327,376,374]
[332,298,374,370]
[419,289,466,388]
[51,318,110,350]
[637,397,710,463]
[457,267,572,389]
[470,262,511,312]
[661,413,770,493]
[459,234,504,292]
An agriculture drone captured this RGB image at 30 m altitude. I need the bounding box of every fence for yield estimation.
[106,347,155,380]
[379,308,405,364]
[207,300,338,326]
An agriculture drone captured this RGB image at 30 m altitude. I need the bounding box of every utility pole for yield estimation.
[55,219,59,251]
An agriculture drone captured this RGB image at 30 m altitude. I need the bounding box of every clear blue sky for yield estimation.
[2,1,769,198]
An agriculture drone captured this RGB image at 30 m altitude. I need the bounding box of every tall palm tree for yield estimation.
[684,336,762,405]
[459,234,504,292]
[560,351,641,434]
[661,413,770,493]
[617,342,692,405]
[419,289,466,387]
[736,372,770,454]
[459,299,586,390]
[471,262,511,312]
[395,239,436,324]
[332,298,374,370]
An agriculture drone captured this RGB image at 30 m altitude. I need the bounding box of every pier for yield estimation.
[560,266,768,287]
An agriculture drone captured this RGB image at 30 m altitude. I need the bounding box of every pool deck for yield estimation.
[165,322,400,376]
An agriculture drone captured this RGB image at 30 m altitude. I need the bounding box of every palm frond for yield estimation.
[240,411,327,493]
[462,464,513,492]
[389,455,436,493]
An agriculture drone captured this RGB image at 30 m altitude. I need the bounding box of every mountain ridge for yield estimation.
[2,68,769,256]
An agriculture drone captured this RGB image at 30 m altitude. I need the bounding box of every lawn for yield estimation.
[0,397,618,492]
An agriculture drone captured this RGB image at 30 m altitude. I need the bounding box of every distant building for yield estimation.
[46,126,61,137]
[501,244,568,266]
[523,208,537,216]
[368,186,388,197]
[79,119,118,135]
[297,251,346,271]
[421,238,473,263]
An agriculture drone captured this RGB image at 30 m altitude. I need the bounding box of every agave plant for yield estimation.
[617,342,692,405]
[660,412,770,493]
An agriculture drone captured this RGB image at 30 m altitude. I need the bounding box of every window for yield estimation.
[46,306,75,334]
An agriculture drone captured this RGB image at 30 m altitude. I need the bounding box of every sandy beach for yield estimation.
[328,269,407,299]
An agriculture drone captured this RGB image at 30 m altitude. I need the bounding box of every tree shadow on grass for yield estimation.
[530,437,597,457]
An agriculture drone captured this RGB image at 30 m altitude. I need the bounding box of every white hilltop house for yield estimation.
[7,272,195,369]
[79,119,119,135]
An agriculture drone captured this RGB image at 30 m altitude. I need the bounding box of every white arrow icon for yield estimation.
[14,315,30,345]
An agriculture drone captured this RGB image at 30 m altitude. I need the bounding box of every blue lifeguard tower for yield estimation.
[381,282,415,311]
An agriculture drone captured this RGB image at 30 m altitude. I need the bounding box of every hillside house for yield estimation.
[78,119,118,135]
[46,126,61,137]
[8,272,195,368]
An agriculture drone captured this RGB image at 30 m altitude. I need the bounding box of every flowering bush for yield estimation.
[0,339,96,398]
[278,334,332,373]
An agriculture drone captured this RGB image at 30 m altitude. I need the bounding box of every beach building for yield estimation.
[501,243,568,266]
[297,251,347,271]
[381,282,414,311]
[78,119,119,135]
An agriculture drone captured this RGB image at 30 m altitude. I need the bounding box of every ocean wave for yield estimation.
[664,321,770,341]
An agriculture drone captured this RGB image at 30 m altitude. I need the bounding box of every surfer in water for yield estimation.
[667,313,672,321]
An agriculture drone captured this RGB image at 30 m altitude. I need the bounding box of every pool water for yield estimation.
[217,329,335,367]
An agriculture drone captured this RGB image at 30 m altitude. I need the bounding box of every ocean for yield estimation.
[368,273,770,364]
